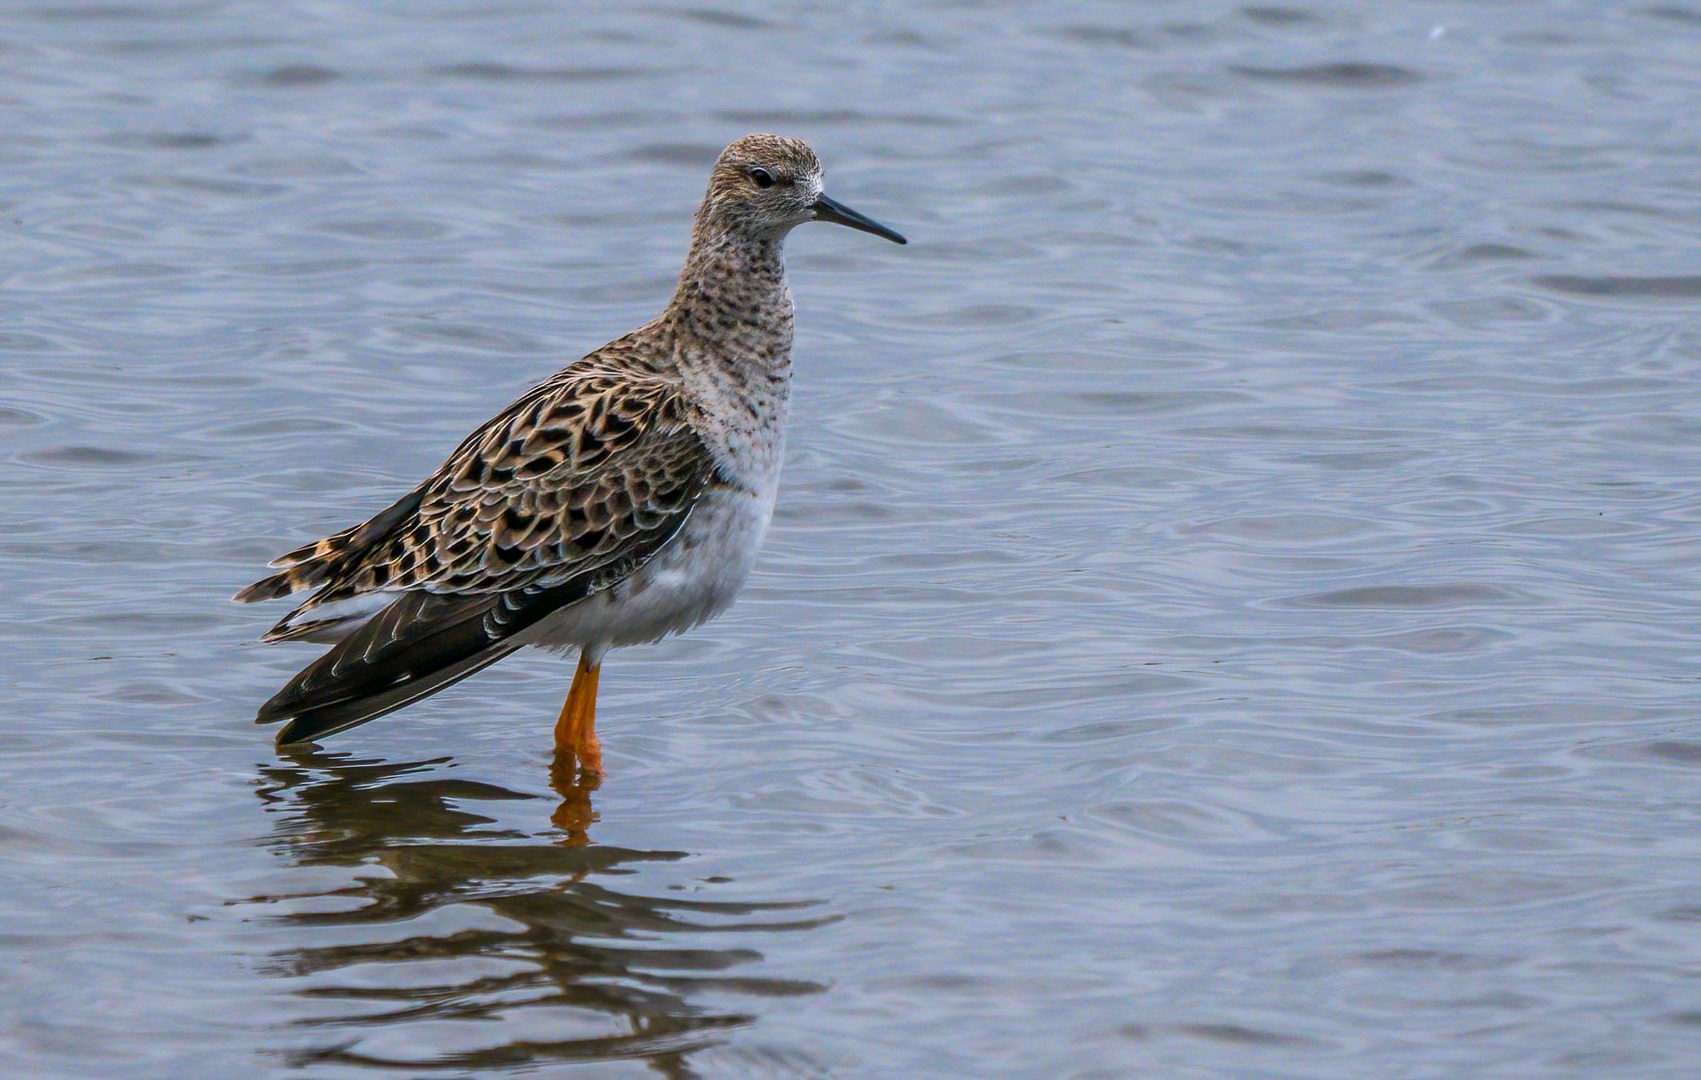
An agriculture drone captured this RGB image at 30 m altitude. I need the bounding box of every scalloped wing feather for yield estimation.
[237,354,713,645]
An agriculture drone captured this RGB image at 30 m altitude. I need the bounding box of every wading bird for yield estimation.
[237,134,905,775]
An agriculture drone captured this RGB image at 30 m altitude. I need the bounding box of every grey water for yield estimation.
[3,1,1700,1077]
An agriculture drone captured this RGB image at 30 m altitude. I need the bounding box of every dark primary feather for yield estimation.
[241,352,715,743]
[262,591,530,744]
[264,579,581,745]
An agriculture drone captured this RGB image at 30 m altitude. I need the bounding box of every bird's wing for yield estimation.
[238,356,715,743]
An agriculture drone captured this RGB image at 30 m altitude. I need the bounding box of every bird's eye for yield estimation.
[750,167,775,189]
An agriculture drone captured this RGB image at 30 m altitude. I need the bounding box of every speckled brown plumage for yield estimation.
[238,133,905,747]
[236,354,706,635]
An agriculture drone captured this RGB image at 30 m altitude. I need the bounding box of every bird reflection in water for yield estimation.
[247,749,829,1074]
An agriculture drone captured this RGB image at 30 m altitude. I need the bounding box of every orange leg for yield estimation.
[552,652,604,779]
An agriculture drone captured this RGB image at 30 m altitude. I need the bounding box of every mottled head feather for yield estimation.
[695,133,826,240]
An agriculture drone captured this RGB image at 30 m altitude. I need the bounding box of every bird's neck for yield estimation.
[662,228,796,441]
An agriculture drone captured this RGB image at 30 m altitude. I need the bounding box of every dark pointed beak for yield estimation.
[811,193,907,245]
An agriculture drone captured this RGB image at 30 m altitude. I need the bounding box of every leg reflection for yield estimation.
[548,748,601,847]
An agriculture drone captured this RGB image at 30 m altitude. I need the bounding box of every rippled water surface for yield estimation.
[4,2,1701,1077]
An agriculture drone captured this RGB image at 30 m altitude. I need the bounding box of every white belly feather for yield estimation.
[521,472,779,658]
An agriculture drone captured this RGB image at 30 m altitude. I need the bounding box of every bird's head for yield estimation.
[697,133,906,245]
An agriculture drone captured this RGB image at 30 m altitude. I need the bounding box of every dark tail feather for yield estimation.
[235,565,331,604]
[257,584,583,745]
[235,486,429,604]
[270,639,524,744]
